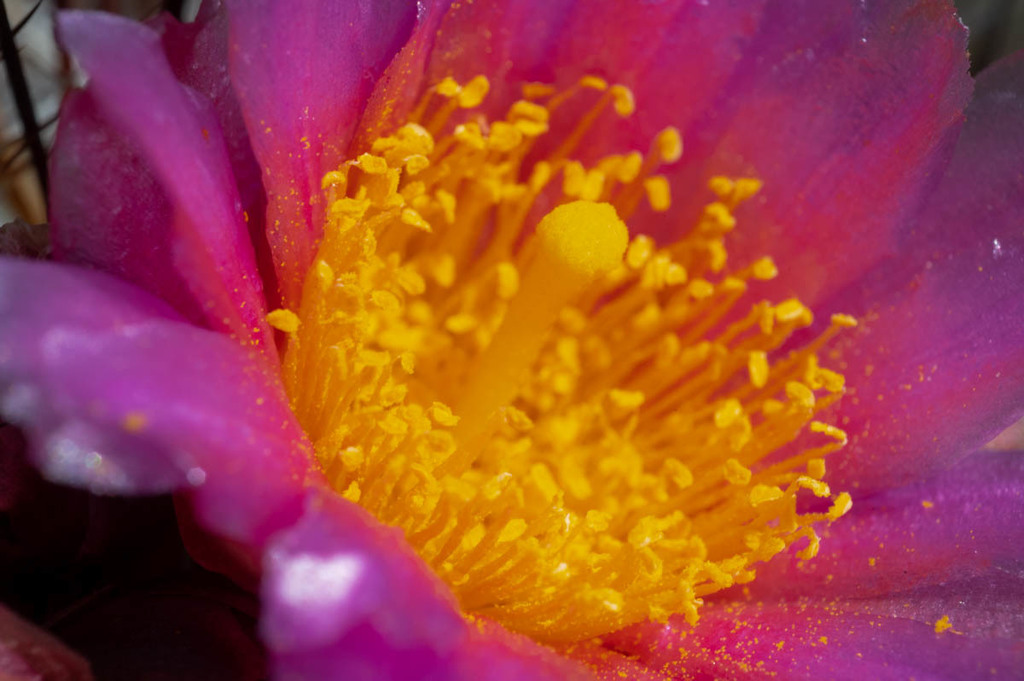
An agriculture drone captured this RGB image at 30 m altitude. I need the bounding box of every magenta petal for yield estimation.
[0,604,92,680]
[429,0,971,307]
[51,11,273,353]
[824,52,1024,490]
[223,0,419,307]
[748,450,1024,638]
[608,600,1023,681]
[263,488,592,680]
[0,258,314,544]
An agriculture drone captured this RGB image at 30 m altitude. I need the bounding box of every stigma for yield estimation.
[267,76,853,643]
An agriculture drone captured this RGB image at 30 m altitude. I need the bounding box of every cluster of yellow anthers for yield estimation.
[267,75,854,643]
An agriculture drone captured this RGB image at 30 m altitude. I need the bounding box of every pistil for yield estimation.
[455,201,628,445]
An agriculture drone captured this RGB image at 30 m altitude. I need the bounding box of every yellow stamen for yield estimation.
[273,75,854,644]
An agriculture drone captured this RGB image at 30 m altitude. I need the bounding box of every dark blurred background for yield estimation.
[958,0,1024,73]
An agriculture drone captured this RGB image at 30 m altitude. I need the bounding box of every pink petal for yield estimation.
[454,618,595,681]
[823,51,1024,490]
[747,450,1024,639]
[263,488,593,680]
[51,11,273,354]
[427,0,971,307]
[0,604,92,681]
[607,599,1023,681]
[563,643,672,681]
[0,258,315,546]
[222,0,420,308]
[350,1,450,153]
[151,2,277,307]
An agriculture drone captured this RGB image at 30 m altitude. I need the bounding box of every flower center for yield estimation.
[268,76,853,643]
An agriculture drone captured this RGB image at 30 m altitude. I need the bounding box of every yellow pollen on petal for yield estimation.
[277,75,855,644]
[934,615,957,634]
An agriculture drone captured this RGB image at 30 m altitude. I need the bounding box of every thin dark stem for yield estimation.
[12,1,43,36]
[1,112,58,157]
[0,2,47,200]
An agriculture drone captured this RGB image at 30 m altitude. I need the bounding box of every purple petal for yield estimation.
[428,0,971,307]
[0,258,315,545]
[222,0,419,308]
[0,604,92,681]
[848,570,1024,642]
[607,599,1024,681]
[601,450,1024,677]
[747,450,1024,639]
[51,11,273,354]
[822,51,1024,490]
[263,488,592,680]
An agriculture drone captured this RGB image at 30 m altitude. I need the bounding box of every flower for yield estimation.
[1,0,1023,678]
